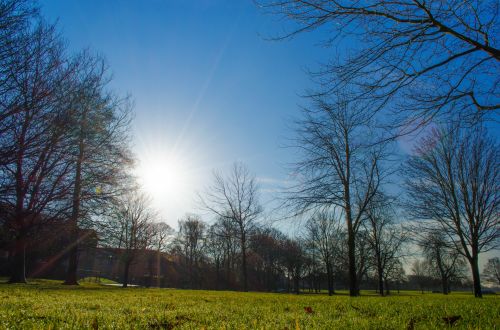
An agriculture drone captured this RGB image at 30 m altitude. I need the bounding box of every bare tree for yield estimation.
[207,215,240,290]
[150,221,174,287]
[0,21,75,283]
[418,230,466,294]
[382,259,405,295]
[305,210,342,295]
[250,226,286,292]
[404,124,499,297]
[0,0,38,147]
[260,0,499,130]
[287,94,386,296]
[205,221,226,289]
[173,214,206,288]
[63,51,133,285]
[410,259,432,294]
[364,194,408,296]
[102,191,156,288]
[281,237,305,294]
[199,162,262,291]
[482,257,500,285]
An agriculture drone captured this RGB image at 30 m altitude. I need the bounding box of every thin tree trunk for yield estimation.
[215,259,220,290]
[326,262,334,296]
[241,231,248,292]
[294,273,300,294]
[470,256,482,298]
[345,129,358,297]
[156,249,161,287]
[64,208,80,285]
[64,112,86,285]
[377,266,384,297]
[122,259,131,288]
[11,119,27,284]
[9,235,27,283]
[346,216,358,296]
[373,245,384,295]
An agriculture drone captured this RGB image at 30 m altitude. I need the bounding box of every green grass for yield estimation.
[0,280,498,329]
[78,277,118,285]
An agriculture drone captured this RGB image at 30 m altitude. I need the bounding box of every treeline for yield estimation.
[88,203,493,294]
[86,157,496,296]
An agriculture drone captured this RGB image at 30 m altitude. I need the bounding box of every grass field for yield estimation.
[0,280,498,329]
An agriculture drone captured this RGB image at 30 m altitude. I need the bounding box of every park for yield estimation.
[0,0,499,329]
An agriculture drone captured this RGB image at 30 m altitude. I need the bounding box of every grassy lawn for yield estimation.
[0,280,498,329]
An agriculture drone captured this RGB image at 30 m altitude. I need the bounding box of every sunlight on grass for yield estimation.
[0,281,498,329]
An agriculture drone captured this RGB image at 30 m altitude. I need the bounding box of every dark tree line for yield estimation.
[158,210,409,294]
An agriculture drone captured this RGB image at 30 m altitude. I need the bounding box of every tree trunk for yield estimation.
[241,231,248,292]
[147,255,154,288]
[225,256,231,290]
[377,267,384,297]
[326,262,335,296]
[64,114,85,286]
[215,259,220,290]
[8,236,27,283]
[156,249,162,287]
[122,259,131,288]
[470,256,482,298]
[64,211,80,285]
[441,276,448,295]
[64,243,79,285]
[346,219,358,296]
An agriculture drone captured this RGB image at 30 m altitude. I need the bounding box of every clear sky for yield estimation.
[39,0,337,227]
[39,1,499,235]
[37,0,499,275]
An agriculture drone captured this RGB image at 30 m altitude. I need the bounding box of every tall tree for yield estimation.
[150,221,173,287]
[205,221,226,289]
[305,210,342,295]
[404,124,499,297]
[281,237,305,294]
[207,215,240,290]
[287,94,386,296]
[200,162,262,291]
[364,194,408,296]
[63,51,133,285]
[0,21,74,283]
[261,0,499,130]
[173,214,206,289]
[250,226,286,292]
[102,191,156,288]
[419,230,466,294]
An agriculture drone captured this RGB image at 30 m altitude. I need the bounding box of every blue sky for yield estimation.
[39,0,499,271]
[40,0,335,225]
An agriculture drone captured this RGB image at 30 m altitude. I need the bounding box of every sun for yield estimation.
[137,153,189,201]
